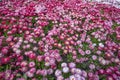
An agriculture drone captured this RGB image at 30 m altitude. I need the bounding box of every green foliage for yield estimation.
[43,21,53,35]
[46,75,55,80]
[66,53,73,62]
[63,72,71,79]
[112,22,120,29]
[76,61,90,71]
[82,42,89,50]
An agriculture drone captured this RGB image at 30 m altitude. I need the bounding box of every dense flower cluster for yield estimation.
[88,0,120,8]
[0,0,120,80]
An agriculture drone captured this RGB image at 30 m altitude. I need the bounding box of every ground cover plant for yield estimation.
[0,0,120,80]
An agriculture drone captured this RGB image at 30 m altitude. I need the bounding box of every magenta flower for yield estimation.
[29,62,35,68]
[0,0,120,79]
[69,62,76,68]
[21,61,28,67]
[26,71,34,78]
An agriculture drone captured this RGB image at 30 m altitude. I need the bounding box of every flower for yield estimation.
[75,68,82,74]
[29,68,36,73]
[45,62,50,67]
[1,47,8,54]
[92,55,97,60]
[29,53,36,60]
[69,75,76,80]
[69,62,76,68]
[29,62,35,68]
[0,0,120,79]
[1,57,10,64]
[74,74,81,79]
[20,67,28,72]
[82,71,87,77]
[71,68,76,74]
[55,70,62,77]
[40,69,47,76]
[37,55,43,62]
[34,4,46,13]
[16,49,21,54]
[62,67,69,73]
[99,43,104,48]
[26,71,34,78]
[36,69,41,75]
[61,62,67,67]
[89,64,95,70]
[57,75,64,80]
[85,50,91,55]
[5,70,11,80]
[107,76,114,80]
[101,59,106,65]
[16,78,25,80]
[47,69,53,75]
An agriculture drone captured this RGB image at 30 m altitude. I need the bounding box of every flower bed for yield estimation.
[0,0,120,80]
[88,0,120,8]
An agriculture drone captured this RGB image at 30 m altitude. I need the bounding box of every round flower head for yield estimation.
[29,62,35,68]
[82,71,87,77]
[57,75,64,80]
[63,67,69,73]
[34,4,46,13]
[26,44,30,48]
[21,61,28,67]
[99,43,104,48]
[37,55,43,62]
[47,69,53,75]
[92,43,97,47]
[16,49,21,54]
[85,50,91,55]
[75,68,82,74]
[1,47,8,54]
[101,59,106,65]
[71,68,76,74]
[33,47,38,51]
[26,71,34,78]
[74,74,81,79]
[29,68,36,73]
[69,75,76,80]
[81,77,86,80]
[69,62,76,68]
[61,62,67,67]
[41,69,47,76]
[92,55,97,60]
[5,70,11,80]
[45,62,50,67]
[55,69,62,76]
[89,64,95,70]
[21,67,28,72]
[107,76,114,80]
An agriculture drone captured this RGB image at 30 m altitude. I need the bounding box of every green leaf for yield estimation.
[67,53,73,62]
[82,42,89,50]
[3,31,8,37]
[63,72,71,79]
[112,22,120,30]
[91,37,99,44]
[23,74,27,79]
[43,20,53,35]
[108,32,120,43]
[47,75,55,80]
